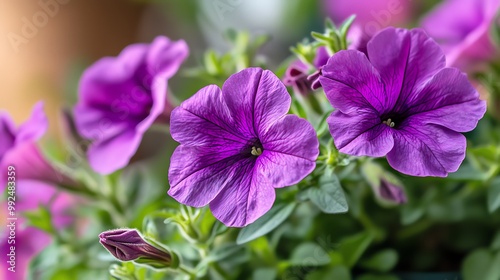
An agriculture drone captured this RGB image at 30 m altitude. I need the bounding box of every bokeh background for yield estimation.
[0,0,440,133]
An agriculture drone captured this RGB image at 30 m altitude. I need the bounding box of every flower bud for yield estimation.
[361,161,407,206]
[99,229,177,269]
[378,178,407,204]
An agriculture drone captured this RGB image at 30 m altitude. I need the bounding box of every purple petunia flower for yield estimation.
[1,102,74,187]
[320,27,486,177]
[168,68,319,227]
[74,36,189,174]
[422,0,500,69]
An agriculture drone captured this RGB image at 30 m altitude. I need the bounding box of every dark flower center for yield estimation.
[382,118,395,128]
[381,113,406,129]
[251,147,263,156]
[248,139,264,157]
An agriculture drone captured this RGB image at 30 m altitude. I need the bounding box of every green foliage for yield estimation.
[237,203,296,245]
[303,173,348,214]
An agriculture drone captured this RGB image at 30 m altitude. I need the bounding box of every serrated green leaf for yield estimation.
[237,203,296,244]
[308,173,348,214]
[290,242,331,266]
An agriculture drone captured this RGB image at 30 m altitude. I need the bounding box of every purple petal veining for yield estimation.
[169,68,319,227]
[320,28,486,177]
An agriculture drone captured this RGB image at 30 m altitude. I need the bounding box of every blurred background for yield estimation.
[0,0,439,136]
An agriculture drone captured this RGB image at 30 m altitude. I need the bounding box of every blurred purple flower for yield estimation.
[422,0,500,69]
[323,0,414,36]
[75,36,189,174]
[168,68,319,227]
[0,102,74,188]
[320,28,486,177]
[1,226,50,280]
[1,181,74,280]
[99,229,172,265]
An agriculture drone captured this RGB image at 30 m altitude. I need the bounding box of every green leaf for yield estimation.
[237,203,296,244]
[291,99,308,119]
[359,249,398,273]
[308,173,348,214]
[306,266,351,280]
[23,206,55,234]
[209,244,244,262]
[487,178,500,213]
[290,242,331,266]
[462,249,500,280]
[338,231,374,268]
[311,31,331,42]
[204,50,222,75]
[27,242,59,280]
[252,268,278,280]
[401,202,425,225]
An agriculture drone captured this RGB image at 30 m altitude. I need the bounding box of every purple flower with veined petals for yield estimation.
[320,27,486,177]
[74,36,189,174]
[168,68,319,227]
[421,0,500,70]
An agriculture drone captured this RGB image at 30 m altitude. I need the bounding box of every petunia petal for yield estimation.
[222,68,291,138]
[209,161,275,227]
[328,110,394,157]
[367,28,446,113]
[259,115,319,186]
[320,50,386,114]
[387,123,466,177]
[16,102,48,144]
[170,85,246,146]
[168,145,247,208]
[0,112,16,160]
[403,68,486,132]
[86,128,142,174]
[147,37,189,78]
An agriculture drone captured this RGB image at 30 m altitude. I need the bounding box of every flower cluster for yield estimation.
[3,1,497,277]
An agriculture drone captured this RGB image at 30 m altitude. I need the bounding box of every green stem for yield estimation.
[178,265,197,280]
